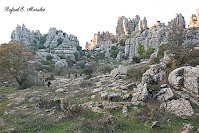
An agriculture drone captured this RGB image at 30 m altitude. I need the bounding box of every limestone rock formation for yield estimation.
[168,13,185,28]
[125,21,168,59]
[142,65,165,84]
[85,31,114,50]
[116,15,148,36]
[131,83,149,103]
[156,87,174,102]
[111,65,127,77]
[161,98,194,116]
[10,24,42,46]
[44,27,79,48]
[189,9,199,27]
[168,66,199,94]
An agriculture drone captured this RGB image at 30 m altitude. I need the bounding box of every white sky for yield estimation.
[0,0,198,48]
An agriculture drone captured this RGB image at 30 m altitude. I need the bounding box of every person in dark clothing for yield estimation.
[75,73,77,78]
[47,80,51,88]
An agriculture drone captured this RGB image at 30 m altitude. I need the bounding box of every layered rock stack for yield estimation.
[116,15,148,36]
[85,31,114,50]
[10,24,42,46]
[189,9,199,27]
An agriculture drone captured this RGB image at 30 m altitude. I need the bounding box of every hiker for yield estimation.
[80,73,82,77]
[75,73,77,78]
[47,80,51,88]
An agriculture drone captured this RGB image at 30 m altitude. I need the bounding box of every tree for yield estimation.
[167,21,186,48]
[0,43,32,89]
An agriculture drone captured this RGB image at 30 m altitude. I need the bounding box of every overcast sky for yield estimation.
[0,0,198,48]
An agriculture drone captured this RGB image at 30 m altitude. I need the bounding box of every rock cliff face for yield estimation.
[189,9,199,27]
[125,21,168,58]
[85,31,114,50]
[116,15,147,36]
[10,24,42,46]
[125,13,186,59]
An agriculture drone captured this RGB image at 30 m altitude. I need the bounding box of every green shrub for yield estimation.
[49,74,54,80]
[119,39,125,46]
[110,48,119,58]
[133,56,141,63]
[40,34,47,45]
[57,38,63,45]
[99,65,113,74]
[41,65,55,72]
[46,55,53,61]
[76,46,82,51]
[138,43,145,56]
[82,66,93,77]
[41,60,51,65]
[157,44,172,58]
[96,52,105,59]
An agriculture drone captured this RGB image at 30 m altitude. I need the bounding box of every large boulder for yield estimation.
[161,98,194,116]
[156,86,175,102]
[55,59,68,69]
[111,65,127,77]
[142,65,165,84]
[168,66,199,93]
[100,91,121,102]
[131,83,149,102]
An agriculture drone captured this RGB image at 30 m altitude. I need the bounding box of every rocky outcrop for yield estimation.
[168,13,185,29]
[142,65,165,84]
[116,15,147,36]
[100,91,121,102]
[161,98,194,116]
[168,66,199,94]
[111,65,127,77]
[131,83,149,103]
[125,21,168,59]
[85,31,114,50]
[10,24,42,46]
[189,9,199,28]
[44,27,79,48]
[156,87,174,102]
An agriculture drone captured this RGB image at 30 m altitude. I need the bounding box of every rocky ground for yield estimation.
[0,62,199,132]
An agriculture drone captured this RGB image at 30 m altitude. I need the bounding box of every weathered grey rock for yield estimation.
[131,83,149,102]
[122,106,128,114]
[163,50,175,65]
[105,49,110,58]
[181,124,194,133]
[10,24,42,46]
[116,15,142,36]
[55,59,68,69]
[100,91,121,102]
[161,98,194,116]
[156,87,174,102]
[44,27,79,48]
[55,88,67,93]
[168,13,185,29]
[142,65,165,84]
[168,66,199,93]
[111,65,127,77]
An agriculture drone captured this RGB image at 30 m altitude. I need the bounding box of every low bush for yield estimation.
[99,65,113,74]
[148,57,160,65]
[132,56,141,63]
[126,65,149,82]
